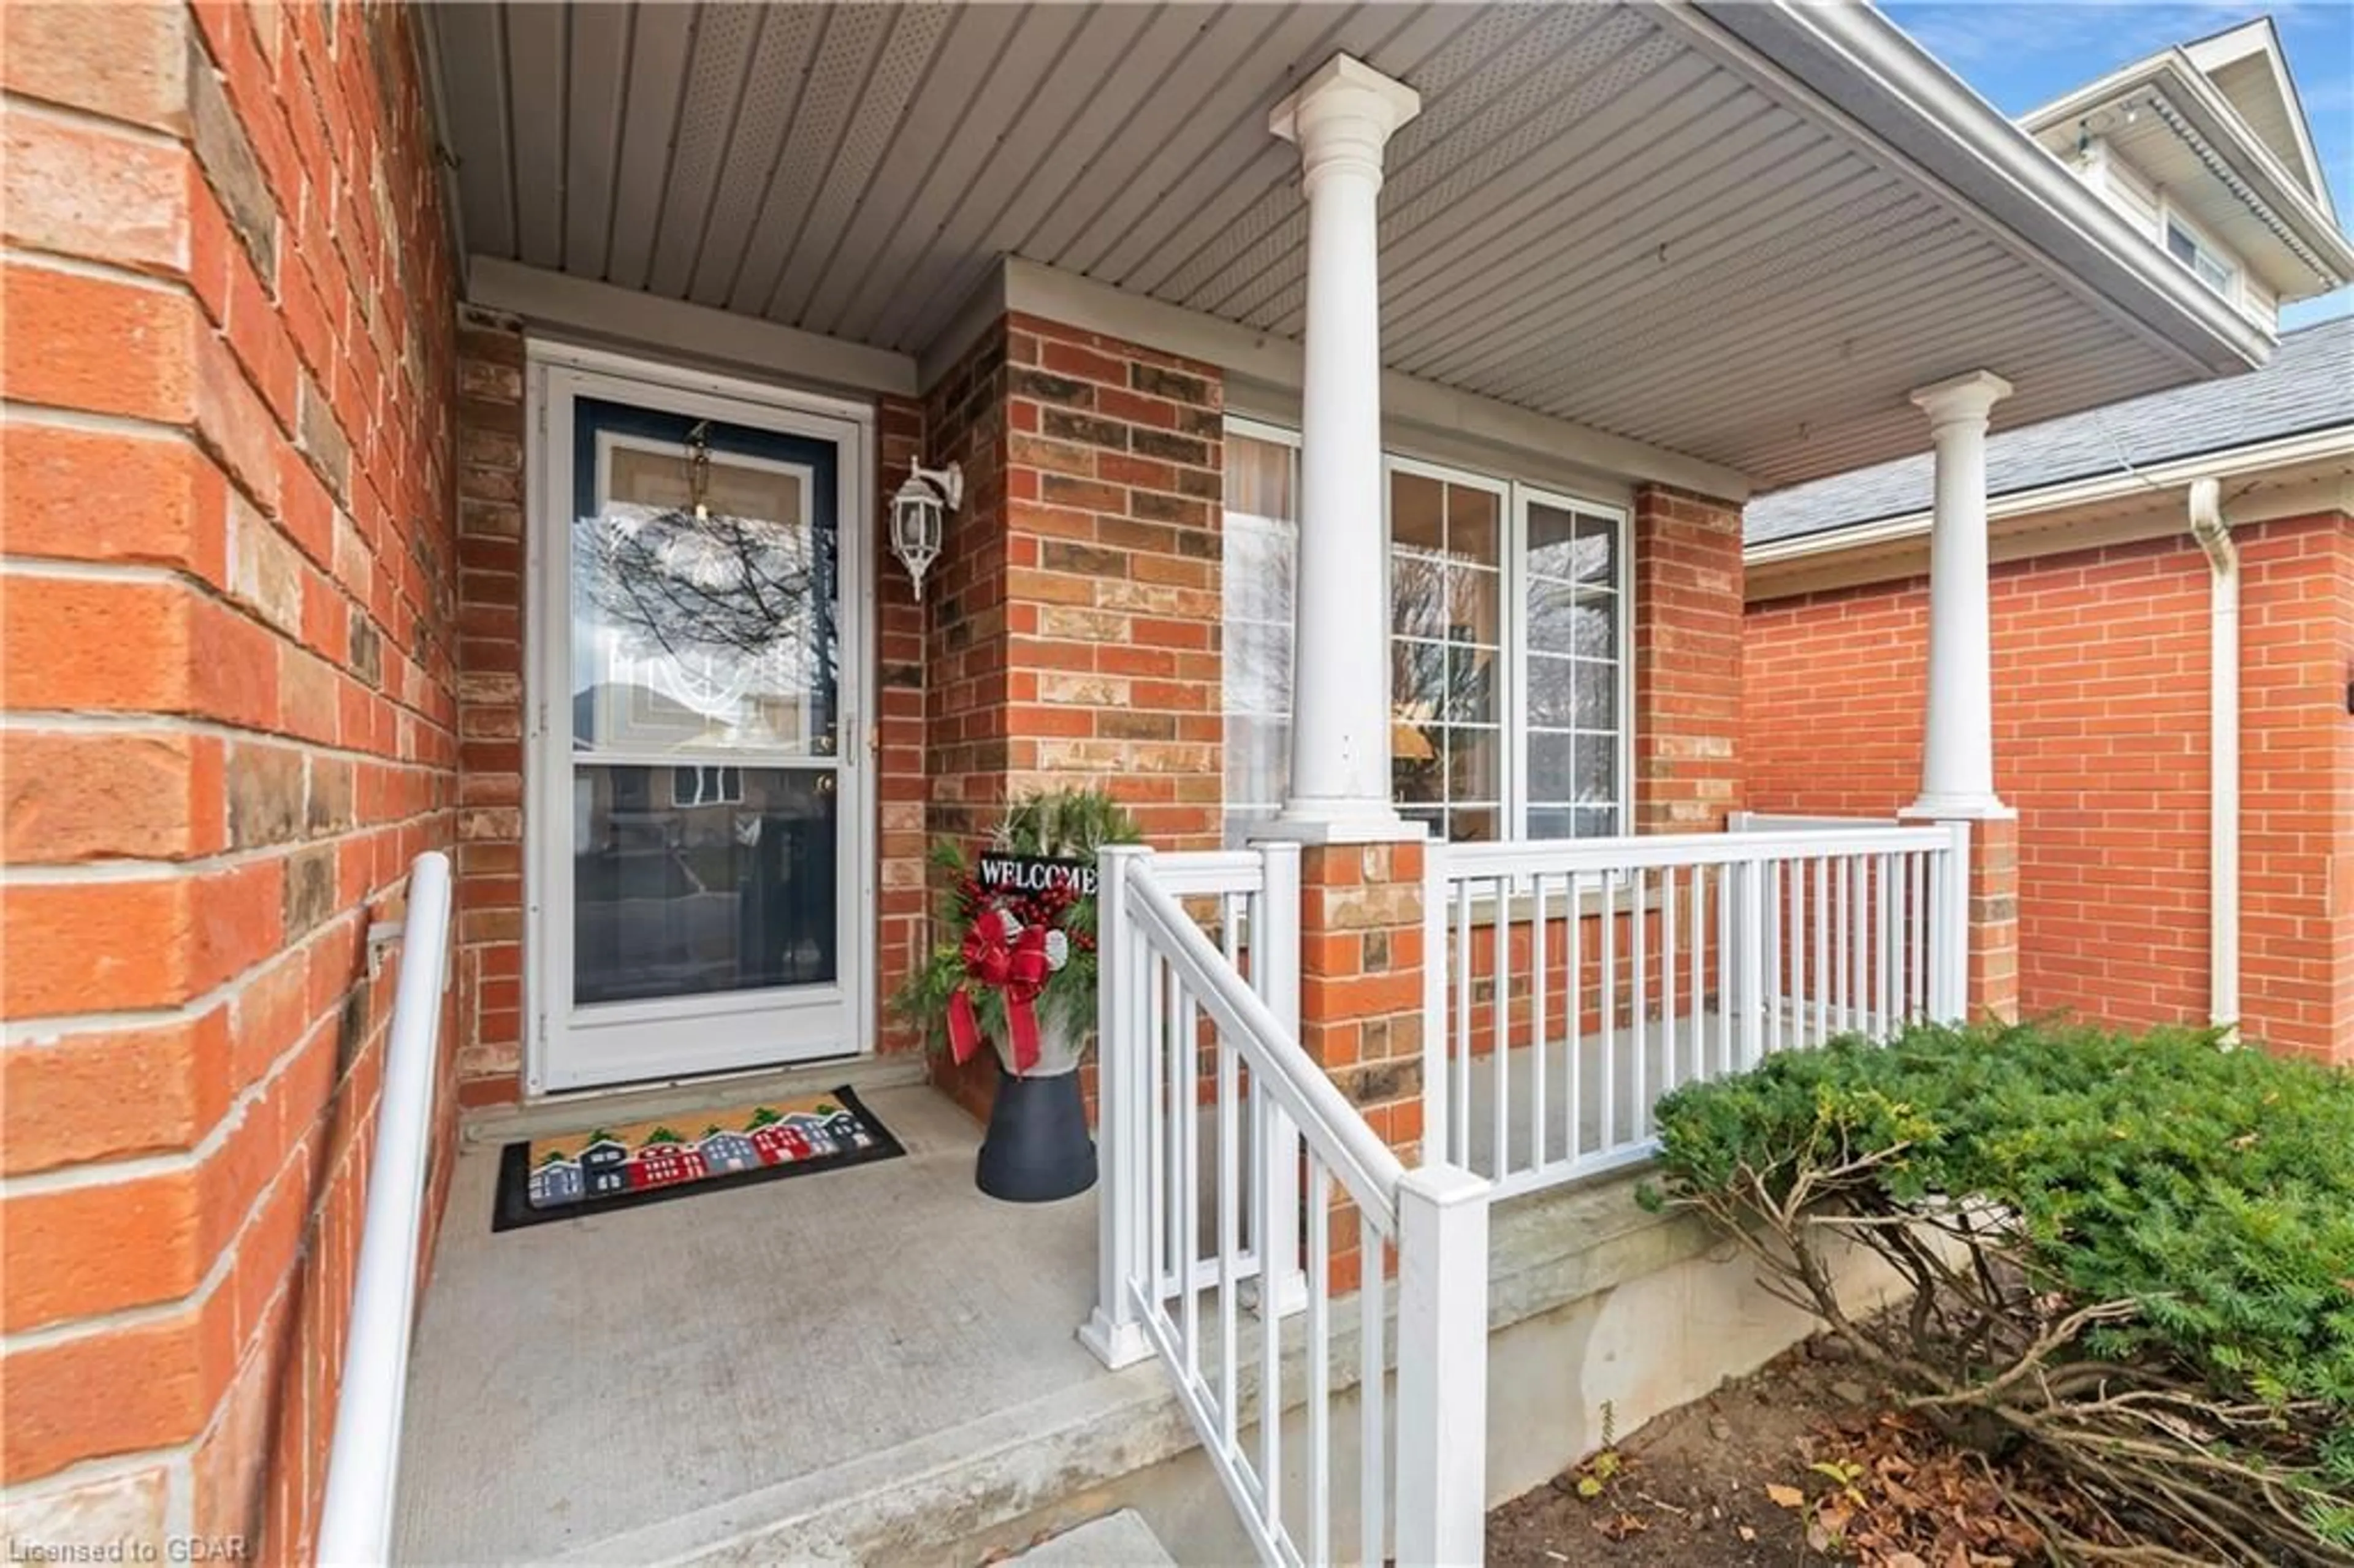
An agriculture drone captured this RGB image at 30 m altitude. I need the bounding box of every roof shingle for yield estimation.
[1744,315,2353,546]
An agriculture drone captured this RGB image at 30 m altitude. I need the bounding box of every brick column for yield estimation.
[1966,816,2022,1021]
[920,312,1226,1116]
[1631,483,1745,832]
[1297,837,1428,1292]
[453,310,527,1104]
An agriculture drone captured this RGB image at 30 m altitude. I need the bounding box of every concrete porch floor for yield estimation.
[392,1083,1129,1564]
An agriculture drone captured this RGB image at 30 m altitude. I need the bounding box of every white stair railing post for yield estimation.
[1393,1162,1490,1567]
[1252,840,1308,1316]
[1083,845,1154,1369]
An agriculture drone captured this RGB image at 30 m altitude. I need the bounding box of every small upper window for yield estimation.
[2165,219,2235,300]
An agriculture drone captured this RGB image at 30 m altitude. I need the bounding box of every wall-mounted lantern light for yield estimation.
[889,459,962,599]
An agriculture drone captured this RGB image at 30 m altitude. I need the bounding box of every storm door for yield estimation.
[528,354,869,1094]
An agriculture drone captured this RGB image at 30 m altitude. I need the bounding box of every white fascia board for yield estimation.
[981,256,1754,502]
[1744,424,2354,570]
[1675,0,2271,379]
[468,257,919,399]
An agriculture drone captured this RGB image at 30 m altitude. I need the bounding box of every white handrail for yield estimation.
[318,851,452,1567]
[1086,843,1488,1566]
[1124,868,1407,1227]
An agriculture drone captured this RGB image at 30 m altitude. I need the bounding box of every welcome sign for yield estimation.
[975,854,1099,898]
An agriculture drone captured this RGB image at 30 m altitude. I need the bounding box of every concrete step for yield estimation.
[532,1166,1872,1567]
[1004,1510,1176,1566]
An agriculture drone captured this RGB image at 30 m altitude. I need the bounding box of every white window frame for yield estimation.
[2157,194,2241,306]
[1219,418,1636,843]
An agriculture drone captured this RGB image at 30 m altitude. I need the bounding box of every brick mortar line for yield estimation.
[0,991,387,1340]
[1,808,449,883]
[0,495,452,706]
[0,89,192,152]
[0,712,460,772]
[2,807,449,1046]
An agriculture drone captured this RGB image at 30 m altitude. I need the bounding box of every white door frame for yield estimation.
[522,340,877,1097]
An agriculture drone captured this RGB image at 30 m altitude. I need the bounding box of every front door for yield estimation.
[528,352,869,1094]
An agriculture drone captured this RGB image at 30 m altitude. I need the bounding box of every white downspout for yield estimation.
[2187,478,2239,1037]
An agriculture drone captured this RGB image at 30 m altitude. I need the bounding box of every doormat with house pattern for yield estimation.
[490,1086,904,1231]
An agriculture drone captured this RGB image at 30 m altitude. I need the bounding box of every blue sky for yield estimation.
[1880,2,2354,329]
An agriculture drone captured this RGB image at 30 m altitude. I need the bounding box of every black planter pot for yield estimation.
[976,1069,1097,1202]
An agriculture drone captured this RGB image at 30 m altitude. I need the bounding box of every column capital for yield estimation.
[1270,53,1422,166]
[1908,368,2014,428]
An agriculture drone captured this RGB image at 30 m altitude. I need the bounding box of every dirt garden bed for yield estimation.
[1486,1332,2050,1567]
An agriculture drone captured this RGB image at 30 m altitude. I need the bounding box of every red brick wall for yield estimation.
[920,313,1226,1116]
[1745,514,2354,1063]
[1632,483,1745,832]
[451,311,526,1101]
[2241,516,2354,1060]
[1,1,459,1553]
[875,395,929,1057]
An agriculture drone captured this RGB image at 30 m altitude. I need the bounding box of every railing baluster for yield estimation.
[1631,866,1648,1138]
[1813,855,1830,1044]
[1661,863,1678,1094]
[1723,857,1742,1073]
[1766,859,1783,1058]
[1530,872,1549,1174]
[1694,857,1713,1064]
[1256,1081,1281,1538]
[1789,856,1807,1048]
[1910,850,1928,1020]
[1849,853,1868,1037]
[1599,868,1617,1154]
[1878,853,1897,1035]
[1491,873,1510,1180]
[1175,957,1200,1379]
[1218,1024,1240,1446]
[1360,1219,1385,1567]
[1306,1161,1332,1567]
[1739,855,1765,1068]
[1566,870,1583,1166]
[1453,875,1472,1174]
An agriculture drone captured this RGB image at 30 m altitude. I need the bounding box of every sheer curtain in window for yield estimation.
[1222,433,1297,846]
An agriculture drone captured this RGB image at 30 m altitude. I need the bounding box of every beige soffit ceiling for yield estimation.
[428,1,2268,489]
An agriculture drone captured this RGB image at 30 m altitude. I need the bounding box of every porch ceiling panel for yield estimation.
[432,2,2261,489]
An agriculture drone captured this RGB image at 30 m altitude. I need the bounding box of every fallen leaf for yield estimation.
[1766,1483,1807,1509]
[1883,1555,1929,1568]
[1737,1525,1757,1542]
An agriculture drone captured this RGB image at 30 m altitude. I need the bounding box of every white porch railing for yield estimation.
[318,851,452,1567]
[1424,823,1969,1199]
[1084,843,1490,1568]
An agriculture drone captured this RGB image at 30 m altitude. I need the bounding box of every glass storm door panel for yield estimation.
[536,377,865,1094]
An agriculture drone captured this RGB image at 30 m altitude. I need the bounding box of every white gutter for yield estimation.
[2187,479,2240,1037]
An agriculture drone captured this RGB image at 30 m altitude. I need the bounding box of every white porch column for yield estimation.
[1903,370,2014,820]
[1269,55,1420,840]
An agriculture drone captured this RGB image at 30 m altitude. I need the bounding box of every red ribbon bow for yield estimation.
[947,915,1053,1074]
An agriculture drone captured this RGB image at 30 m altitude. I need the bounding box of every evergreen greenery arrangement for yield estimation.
[893,788,1143,1071]
[1644,1020,2354,1564]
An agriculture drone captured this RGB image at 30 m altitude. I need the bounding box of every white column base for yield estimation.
[1899,795,2016,822]
[1257,804,1422,845]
